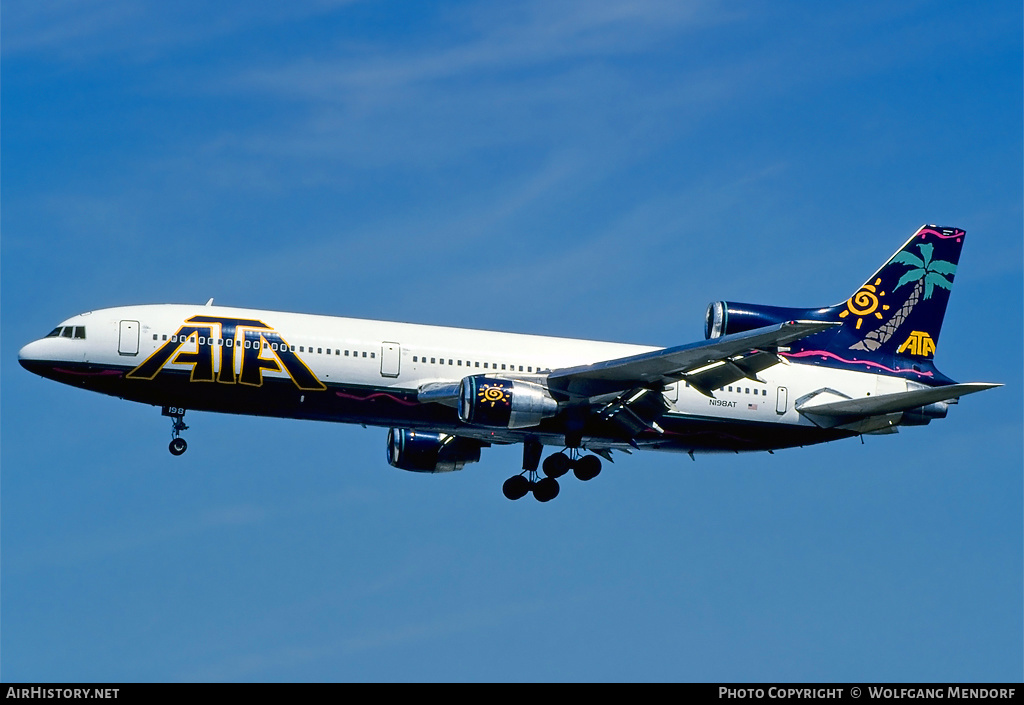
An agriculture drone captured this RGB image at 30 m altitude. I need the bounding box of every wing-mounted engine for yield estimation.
[458,376,558,429]
[705,301,822,339]
[386,428,483,473]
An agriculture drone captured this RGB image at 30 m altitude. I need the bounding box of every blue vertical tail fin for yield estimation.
[705,225,966,378]
[829,225,964,362]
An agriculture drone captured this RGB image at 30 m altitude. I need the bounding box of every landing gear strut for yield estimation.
[162,406,189,456]
[502,444,603,502]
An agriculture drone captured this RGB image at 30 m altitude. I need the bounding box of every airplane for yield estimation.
[19,224,999,502]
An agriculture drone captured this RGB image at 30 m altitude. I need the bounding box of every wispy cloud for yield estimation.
[179,598,548,681]
[2,0,357,60]
[5,487,376,575]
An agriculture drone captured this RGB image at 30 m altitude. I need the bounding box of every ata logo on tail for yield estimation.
[897,331,936,357]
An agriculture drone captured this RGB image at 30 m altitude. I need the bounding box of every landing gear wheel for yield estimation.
[532,476,560,502]
[502,475,531,501]
[163,407,190,456]
[542,452,571,478]
[574,454,601,481]
[169,437,188,456]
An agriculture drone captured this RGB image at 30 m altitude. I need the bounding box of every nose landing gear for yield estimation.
[162,406,189,456]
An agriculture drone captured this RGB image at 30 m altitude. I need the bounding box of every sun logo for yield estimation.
[839,277,891,330]
[478,383,511,407]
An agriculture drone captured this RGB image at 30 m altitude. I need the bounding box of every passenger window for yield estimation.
[318,348,322,354]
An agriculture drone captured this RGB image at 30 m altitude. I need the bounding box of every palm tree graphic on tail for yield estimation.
[850,243,957,352]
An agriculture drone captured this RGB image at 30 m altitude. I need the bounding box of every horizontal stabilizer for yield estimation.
[798,382,1000,420]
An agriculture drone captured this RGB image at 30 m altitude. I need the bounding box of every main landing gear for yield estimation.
[502,444,603,502]
[163,406,189,456]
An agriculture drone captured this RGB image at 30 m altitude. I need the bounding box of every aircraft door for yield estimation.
[118,320,139,356]
[776,386,788,414]
[380,342,401,378]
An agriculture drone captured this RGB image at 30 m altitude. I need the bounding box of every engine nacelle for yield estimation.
[458,376,558,429]
[705,301,814,339]
[900,401,949,426]
[386,429,482,473]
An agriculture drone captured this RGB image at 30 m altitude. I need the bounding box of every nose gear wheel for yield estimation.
[163,407,189,456]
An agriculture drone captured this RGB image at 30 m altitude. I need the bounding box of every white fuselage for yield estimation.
[19,303,903,449]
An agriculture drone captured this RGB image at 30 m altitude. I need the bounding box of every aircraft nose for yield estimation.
[19,339,48,370]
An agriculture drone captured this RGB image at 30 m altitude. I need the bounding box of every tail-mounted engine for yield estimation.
[458,376,558,429]
[386,429,483,473]
[705,301,813,339]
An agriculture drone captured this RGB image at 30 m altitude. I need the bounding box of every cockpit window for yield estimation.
[45,326,87,339]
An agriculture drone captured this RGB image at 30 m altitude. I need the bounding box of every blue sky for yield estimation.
[2,0,1021,682]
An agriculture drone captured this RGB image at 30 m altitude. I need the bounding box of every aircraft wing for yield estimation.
[546,320,839,400]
